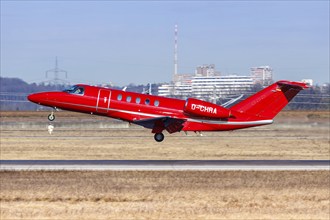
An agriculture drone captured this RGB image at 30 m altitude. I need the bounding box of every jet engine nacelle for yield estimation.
[184,98,232,119]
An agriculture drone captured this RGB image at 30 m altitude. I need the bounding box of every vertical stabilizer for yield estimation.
[230,81,308,119]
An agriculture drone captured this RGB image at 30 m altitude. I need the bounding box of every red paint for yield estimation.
[184,98,232,118]
[28,80,308,142]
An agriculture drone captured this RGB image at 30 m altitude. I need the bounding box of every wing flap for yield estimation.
[133,117,186,134]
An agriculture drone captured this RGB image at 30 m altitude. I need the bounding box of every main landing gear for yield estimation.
[154,133,164,142]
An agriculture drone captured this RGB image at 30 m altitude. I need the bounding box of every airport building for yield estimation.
[250,66,273,86]
[195,64,220,77]
[159,25,271,101]
[158,64,254,102]
[191,75,254,100]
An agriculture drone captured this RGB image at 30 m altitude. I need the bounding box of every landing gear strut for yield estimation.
[48,112,55,121]
[154,133,164,142]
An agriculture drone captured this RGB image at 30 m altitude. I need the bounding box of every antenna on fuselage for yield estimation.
[143,83,152,95]
[148,83,152,95]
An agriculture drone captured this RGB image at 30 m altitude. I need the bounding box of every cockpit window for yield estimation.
[63,85,77,93]
[63,85,84,95]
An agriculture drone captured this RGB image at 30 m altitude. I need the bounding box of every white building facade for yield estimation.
[158,64,269,102]
[158,74,254,101]
[192,75,254,99]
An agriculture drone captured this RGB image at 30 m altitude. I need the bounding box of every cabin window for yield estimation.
[126,96,132,102]
[136,97,141,104]
[145,99,150,105]
[154,100,159,107]
[117,94,122,101]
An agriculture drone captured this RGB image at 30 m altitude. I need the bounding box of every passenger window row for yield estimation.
[117,94,159,106]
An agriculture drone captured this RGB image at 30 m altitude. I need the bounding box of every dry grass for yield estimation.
[1,111,329,219]
[1,127,329,160]
[1,170,329,219]
[1,111,329,160]
[1,128,329,160]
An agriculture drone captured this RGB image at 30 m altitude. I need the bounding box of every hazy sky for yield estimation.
[1,1,329,86]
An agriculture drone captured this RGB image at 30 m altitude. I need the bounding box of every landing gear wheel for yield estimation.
[48,113,55,121]
[154,133,164,142]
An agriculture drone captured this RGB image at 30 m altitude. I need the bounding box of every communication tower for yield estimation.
[45,57,69,86]
[173,24,178,81]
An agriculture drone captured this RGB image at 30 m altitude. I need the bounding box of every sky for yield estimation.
[1,1,329,86]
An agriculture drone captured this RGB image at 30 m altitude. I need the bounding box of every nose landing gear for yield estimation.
[48,107,58,121]
[48,108,57,121]
[48,112,55,121]
[154,133,164,142]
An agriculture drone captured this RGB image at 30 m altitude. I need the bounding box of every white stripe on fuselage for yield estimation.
[111,108,164,118]
[46,100,273,126]
[111,109,273,126]
[187,118,273,126]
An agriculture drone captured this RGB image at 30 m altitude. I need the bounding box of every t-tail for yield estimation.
[230,80,309,119]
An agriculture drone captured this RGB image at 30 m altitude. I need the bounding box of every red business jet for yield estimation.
[28,80,308,142]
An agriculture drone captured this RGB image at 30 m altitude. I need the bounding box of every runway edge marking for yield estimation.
[1,160,329,171]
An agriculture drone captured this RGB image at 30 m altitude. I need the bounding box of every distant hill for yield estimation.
[0,77,68,93]
[0,77,69,110]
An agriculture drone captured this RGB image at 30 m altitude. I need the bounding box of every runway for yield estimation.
[1,160,329,171]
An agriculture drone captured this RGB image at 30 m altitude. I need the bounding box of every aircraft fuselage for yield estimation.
[28,80,307,142]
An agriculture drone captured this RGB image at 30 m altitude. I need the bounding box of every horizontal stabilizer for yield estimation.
[277,80,309,89]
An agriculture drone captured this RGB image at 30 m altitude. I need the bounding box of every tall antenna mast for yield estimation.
[174,24,178,80]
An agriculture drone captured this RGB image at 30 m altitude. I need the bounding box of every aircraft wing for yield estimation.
[133,117,186,134]
[221,94,244,108]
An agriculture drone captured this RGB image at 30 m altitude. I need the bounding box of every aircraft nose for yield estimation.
[27,93,44,104]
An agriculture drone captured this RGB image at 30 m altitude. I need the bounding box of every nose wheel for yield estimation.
[154,133,164,142]
[48,112,55,121]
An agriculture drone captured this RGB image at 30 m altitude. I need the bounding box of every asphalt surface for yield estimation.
[1,160,329,171]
